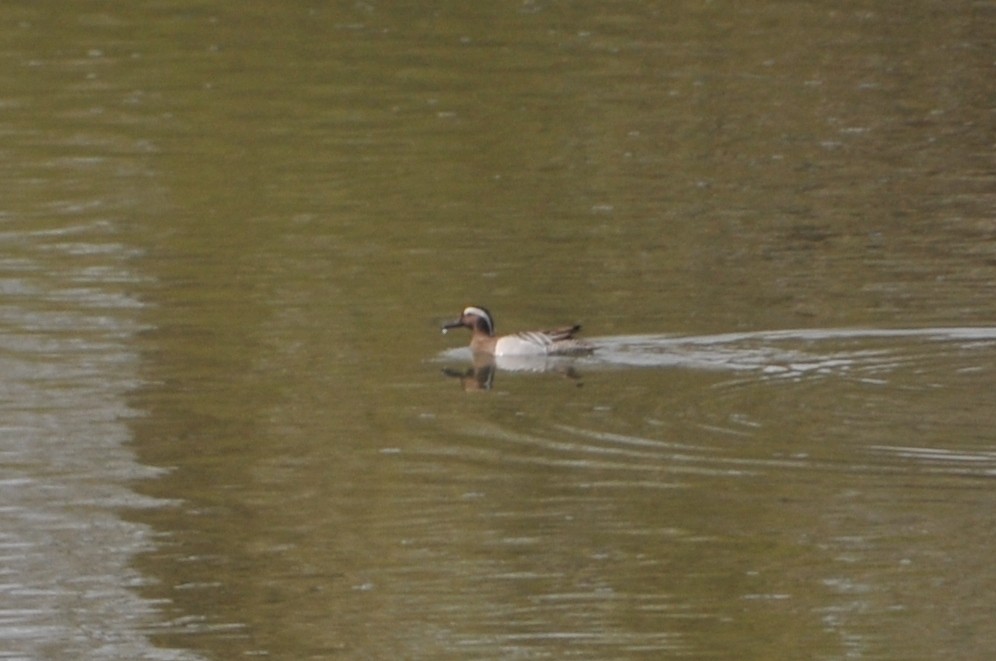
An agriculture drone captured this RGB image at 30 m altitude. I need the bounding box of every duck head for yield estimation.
[441,306,495,337]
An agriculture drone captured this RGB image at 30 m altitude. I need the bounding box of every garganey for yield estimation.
[441,306,593,357]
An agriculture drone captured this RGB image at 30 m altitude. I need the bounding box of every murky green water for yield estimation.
[1,1,994,659]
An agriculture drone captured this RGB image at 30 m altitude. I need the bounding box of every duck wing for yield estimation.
[540,324,582,342]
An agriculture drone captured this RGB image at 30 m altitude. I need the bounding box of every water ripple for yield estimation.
[585,327,996,376]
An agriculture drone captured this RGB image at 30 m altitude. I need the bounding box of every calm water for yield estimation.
[1,1,994,659]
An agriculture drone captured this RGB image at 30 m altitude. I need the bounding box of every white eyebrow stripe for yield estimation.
[462,306,494,335]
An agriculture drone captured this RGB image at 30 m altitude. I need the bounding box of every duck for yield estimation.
[441,306,593,357]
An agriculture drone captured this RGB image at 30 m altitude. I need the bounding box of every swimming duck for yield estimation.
[441,306,593,357]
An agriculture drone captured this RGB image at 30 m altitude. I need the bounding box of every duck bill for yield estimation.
[441,319,464,335]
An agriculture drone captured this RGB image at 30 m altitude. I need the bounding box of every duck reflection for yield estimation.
[441,352,583,391]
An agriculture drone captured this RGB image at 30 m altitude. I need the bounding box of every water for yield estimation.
[1,1,994,659]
